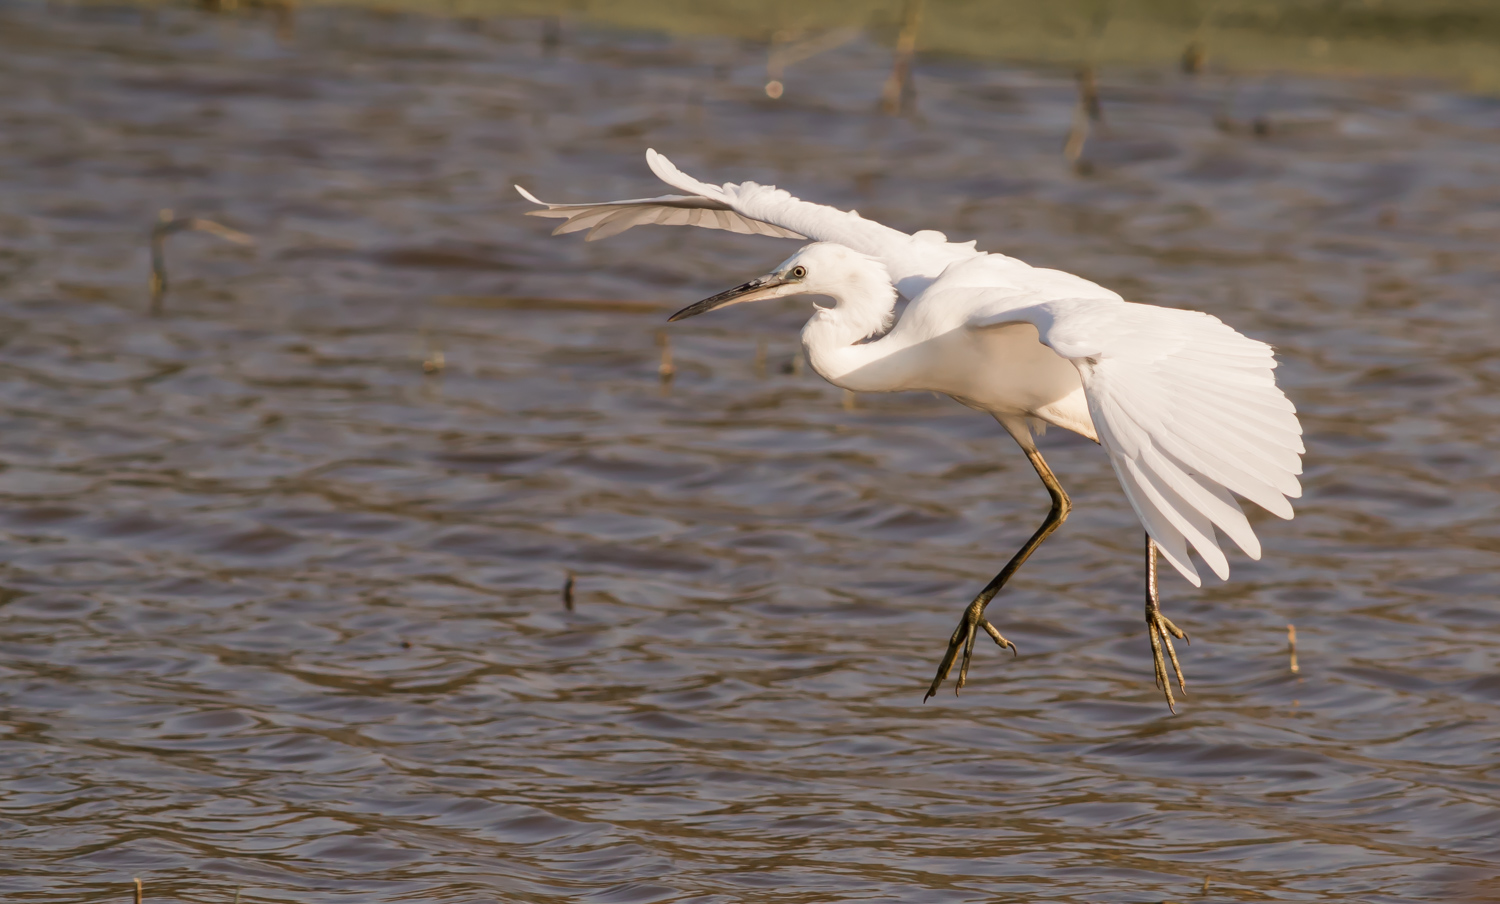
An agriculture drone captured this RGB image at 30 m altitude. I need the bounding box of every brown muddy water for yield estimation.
[2,3,1500,902]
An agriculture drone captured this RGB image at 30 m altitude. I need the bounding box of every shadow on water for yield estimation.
[2,0,1500,902]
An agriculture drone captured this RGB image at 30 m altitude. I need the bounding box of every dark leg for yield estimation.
[924,444,1071,701]
[1144,533,1189,712]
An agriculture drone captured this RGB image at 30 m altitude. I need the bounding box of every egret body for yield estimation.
[520,151,1303,710]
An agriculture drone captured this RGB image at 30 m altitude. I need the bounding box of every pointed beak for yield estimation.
[667,274,790,322]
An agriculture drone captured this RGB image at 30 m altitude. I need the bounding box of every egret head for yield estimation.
[667,242,890,322]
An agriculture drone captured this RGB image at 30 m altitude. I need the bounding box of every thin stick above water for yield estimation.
[149,208,254,314]
[657,330,675,382]
[880,0,923,114]
[766,26,859,99]
[1064,66,1101,172]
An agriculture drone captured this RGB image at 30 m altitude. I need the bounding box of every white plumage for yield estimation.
[1000,298,1302,585]
[520,150,1303,706]
[521,149,981,298]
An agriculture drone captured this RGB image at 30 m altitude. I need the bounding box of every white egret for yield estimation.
[518,150,1303,710]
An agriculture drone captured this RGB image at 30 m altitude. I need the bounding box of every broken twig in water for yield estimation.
[149,208,254,313]
[880,0,923,114]
[1182,3,1213,75]
[657,331,675,382]
[421,329,445,374]
[1078,64,1102,122]
[1287,623,1299,673]
[1181,39,1205,74]
[541,15,561,55]
[1063,7,1110,173]
[418,317,446,374]
[765,26,859,99]
[1064,66,1101,172]
[134,878,144,904]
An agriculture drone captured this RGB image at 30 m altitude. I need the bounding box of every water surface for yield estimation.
[2,4,1499,902]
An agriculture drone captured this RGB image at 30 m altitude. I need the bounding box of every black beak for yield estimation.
[667,274,788,322]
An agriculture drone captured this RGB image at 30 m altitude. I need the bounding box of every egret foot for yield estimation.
[1146,602,1189,711]
[921,442,1067,703]
[924,600,1017,701]
[1144,536,1189,712]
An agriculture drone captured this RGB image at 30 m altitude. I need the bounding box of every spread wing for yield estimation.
[980,297,1303,587]
[514,184,806,241]
[518,149,983,298]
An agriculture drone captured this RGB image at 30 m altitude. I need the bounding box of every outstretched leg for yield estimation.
[1144,533,1189,712]
[924,437,1071,701]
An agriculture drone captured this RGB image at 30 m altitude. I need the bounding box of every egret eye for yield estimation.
[790,266,807,279]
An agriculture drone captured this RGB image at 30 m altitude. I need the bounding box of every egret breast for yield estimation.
[932,323,1097,440]
[805,314,1098,442]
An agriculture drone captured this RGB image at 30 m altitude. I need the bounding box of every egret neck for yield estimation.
[799,250,901,392]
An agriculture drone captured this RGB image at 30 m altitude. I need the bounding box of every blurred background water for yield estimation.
[2,0,1500,901]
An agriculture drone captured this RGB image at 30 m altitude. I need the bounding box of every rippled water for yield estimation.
[3,3,1500,901]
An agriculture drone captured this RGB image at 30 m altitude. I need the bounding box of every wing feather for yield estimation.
[1153,447,1262,559]
[586,207,651,241]
[518,149,986,298]
[986,298,1302,585]
[1104,362,1301,514]
[518,184,807,241]
[1128,456,1228,580]
[550,209,616,235]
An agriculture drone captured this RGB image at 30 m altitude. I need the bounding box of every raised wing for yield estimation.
[984,298,1303,587]
[515,185,806,241]
[518,149,984,298]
